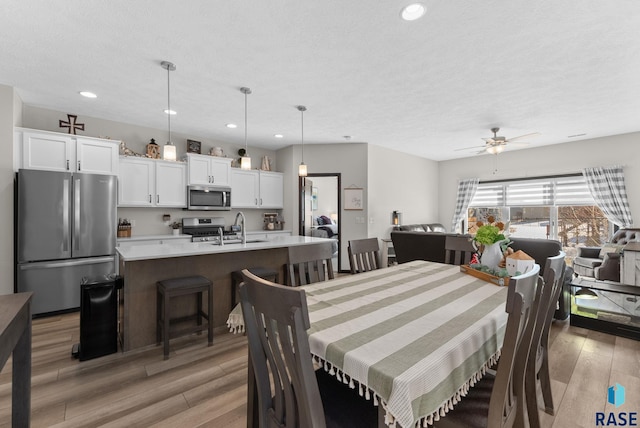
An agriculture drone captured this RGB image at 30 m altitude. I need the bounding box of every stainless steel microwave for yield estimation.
[187,185,231,210]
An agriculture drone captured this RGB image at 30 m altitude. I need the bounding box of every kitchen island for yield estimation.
[116,235,333,351]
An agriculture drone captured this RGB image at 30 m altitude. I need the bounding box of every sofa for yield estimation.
[391,230,467,264]
[391,231,570,319]
[573,228,640,282]
[396,223,447,233]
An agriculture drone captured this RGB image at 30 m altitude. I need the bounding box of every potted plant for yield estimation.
[472,217,510,270]
[169,221,181,235]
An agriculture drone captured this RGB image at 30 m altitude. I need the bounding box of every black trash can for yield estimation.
[72,274,123,361]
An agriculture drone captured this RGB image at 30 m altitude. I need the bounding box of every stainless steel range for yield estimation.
[182,217,242,243]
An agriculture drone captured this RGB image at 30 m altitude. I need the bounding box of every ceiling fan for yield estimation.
[457,127,540,155]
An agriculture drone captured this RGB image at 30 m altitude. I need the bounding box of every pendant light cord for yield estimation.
[301,108,304,162]
[167,65,171,144]
[244,90,248,152]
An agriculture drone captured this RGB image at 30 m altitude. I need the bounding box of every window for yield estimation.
[466,175,611,261]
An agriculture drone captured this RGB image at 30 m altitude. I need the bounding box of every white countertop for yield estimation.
[117,234,191,242]
[116,235,333,261]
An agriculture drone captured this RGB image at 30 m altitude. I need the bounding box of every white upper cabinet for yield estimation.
[259,171,284,208]
[186,153,231,186]
[231,169,260,208]
[75,137,119,175]
[155,161,187,207]
[231,169,283,209]
[20,129,119,175]
[118,157,186,208]
[118,158,154,206]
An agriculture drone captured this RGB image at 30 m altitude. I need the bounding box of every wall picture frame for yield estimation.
[187,139,201,154]
[344,187,363,210]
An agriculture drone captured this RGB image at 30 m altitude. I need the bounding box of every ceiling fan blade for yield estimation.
[505,132,540,143]
[508,142,530,147]
[482,137,496,143]
[455,144,487,152]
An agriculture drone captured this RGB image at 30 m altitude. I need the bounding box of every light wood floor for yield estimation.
[1,312,639,427]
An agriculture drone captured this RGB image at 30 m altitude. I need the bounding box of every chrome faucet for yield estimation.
[234,211,246,244]
[217,226,224,246]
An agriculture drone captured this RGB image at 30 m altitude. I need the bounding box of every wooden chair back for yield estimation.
[348,238,381,274]
[444,235,476,265]
[526,252,566,428]
[287,242,335,286]
[239,269,326,428]
[487,264,541,428]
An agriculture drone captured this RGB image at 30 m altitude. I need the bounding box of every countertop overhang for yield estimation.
[116,235,334,261]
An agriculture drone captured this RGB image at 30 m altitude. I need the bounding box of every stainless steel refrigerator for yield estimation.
[16,169,117,316]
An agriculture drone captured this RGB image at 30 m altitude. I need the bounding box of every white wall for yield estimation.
[0,85,19,295]
[368,144,440,239]
[279,143,368,270]
[438,132,640,230]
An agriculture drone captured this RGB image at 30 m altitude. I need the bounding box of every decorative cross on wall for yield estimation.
[59,114,85,134]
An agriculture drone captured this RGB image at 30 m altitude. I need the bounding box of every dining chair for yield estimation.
[525,252,566,428]
[239,269,377,428]
[287,242,335,286]
[444,235,476,265]
[348,238,381,274]
[433,264,541,428]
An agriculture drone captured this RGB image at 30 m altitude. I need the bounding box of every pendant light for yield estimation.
[297,105,307,177]
[240,87,252,170]
[161,61,177,161]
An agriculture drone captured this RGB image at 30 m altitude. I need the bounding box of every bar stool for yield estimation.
[156,275,213,360]
[231,267,279,307]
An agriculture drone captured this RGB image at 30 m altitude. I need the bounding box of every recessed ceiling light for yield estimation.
[274,134,284,138]
[226,123,238,129]
[79,91,97,98]
[401,3,426,21]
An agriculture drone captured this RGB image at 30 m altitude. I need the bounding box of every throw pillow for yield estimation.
[599,244,624,258]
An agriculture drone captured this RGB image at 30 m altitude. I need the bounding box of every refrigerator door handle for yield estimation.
[74,177,81,251]
[63,177,70,252]
[18,256,116,270]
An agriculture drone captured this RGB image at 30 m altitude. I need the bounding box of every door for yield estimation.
[259,171,284,208]
[187,154,212,185]
[299,173,342,272]
[156,161,187,207]
[76,137,119,175]
[231,169,259,208]
[118,158,154,206]
[17,256,115,315]
[74,173,117,258]
[22,132,74,172]
[17,169,72,262]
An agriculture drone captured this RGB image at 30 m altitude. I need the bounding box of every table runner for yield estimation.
[228,260,509,428]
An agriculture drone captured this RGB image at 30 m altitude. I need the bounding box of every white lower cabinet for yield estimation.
[231,170,283,209]
[118,157,186,207]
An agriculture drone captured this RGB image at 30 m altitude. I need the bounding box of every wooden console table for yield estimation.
[0,292,33,427]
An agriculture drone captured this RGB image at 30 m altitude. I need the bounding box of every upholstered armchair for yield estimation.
[573,228,640,282]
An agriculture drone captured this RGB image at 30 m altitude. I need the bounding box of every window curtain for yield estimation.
[451,178,479,232]
[582,166,633,228]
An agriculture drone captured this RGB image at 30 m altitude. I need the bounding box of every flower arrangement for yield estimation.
[169,221,181,230]
[472,216,507,245]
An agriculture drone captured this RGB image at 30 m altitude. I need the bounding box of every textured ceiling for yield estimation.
[1,0,640,160]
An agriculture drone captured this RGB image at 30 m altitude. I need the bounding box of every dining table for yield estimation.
[228,260,510,428]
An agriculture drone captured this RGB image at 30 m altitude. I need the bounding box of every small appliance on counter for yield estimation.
[182,217,243,243]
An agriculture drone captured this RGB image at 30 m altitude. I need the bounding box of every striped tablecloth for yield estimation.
[228,260,509,428]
